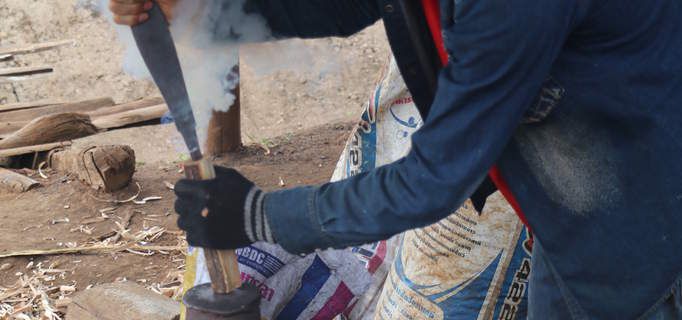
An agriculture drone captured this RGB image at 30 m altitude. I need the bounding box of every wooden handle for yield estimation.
[183,158,242,294]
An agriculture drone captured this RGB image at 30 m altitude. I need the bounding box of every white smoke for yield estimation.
[87,0,348,151]
[170,0,271,145]
[91,0,272,147]
[86,0,152,78]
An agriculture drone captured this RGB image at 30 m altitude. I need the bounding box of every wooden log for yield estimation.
[0,141,71,158]
[0,113,96,149]
[0,98,160,137]
[0,168,39,193]
[0,65,53,82]
[0,98,66,113]
[205,106,241,156]
[0,121,25,138]
[86,97,165,117]
[49,145,135,192]
[0,39,75,56]
[1,102,166,139]
[205,67,241,156]
[92,103,168,130]
[67,282,180,320]
[0,97,114,122]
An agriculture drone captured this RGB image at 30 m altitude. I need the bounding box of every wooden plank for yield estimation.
[0,168,39,193]
[0,99,158,139]
[0,39,75,56]
[86,97,164,117]
[92,104,168,130]
[0,113,96,149]
[0,66,53,82]
[0,141,71,158]
[0,99,66,113]
[0,97,114,122]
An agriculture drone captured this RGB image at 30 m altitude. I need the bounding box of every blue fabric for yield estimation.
[242,0,381,39]
[253,0,682,318]
[529,241,682,320]
[275,256,332,319]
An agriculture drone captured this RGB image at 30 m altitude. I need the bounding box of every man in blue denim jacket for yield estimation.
[112,0,682,318]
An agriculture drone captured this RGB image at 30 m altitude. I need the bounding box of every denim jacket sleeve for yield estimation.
[265,0,578,254]
[242,0,381,38]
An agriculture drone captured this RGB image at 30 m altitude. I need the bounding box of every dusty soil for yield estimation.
[0,122,353,312]
[0,1,388,317]
[0,0,391,140]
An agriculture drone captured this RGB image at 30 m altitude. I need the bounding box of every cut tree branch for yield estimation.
[0,39,75,56]
[92,103,168,130]
[0,113,96,149]
[0,244,184,259]
[0,97,114,122]
[0,99,66,113]
[0,141,71,158]
[0,66,53,82]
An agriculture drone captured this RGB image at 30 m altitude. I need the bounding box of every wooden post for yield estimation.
[205,66,241,156]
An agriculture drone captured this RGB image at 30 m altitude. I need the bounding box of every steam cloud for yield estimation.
[170,0,271,145]
[86,0,346,152]
[92,0,271,147]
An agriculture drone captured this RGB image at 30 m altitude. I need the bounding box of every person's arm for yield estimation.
[109,0,380,39]
[265,0,579,253]
[242,0,381,39]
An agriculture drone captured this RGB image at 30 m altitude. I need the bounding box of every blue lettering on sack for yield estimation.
[235,246,285,278]
[492,228,532,320]
[346,86,379,177]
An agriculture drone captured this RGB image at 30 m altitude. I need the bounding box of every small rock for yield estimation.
[68,282,180,320]
[0,263,12,271]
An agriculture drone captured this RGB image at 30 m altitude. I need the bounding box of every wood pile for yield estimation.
[0,40,169,193]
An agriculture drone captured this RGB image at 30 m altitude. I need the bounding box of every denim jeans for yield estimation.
[529,241,682,320]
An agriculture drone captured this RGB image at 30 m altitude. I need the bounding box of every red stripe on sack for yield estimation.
[342,299,359,317]
[367,241,387,274]
[311,282,354,320]
[419,0,532,230]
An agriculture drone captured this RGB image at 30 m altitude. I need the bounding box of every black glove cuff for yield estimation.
[244,186,275,243]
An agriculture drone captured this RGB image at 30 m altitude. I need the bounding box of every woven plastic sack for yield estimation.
[332,58,531,320]
[182,56,530,320]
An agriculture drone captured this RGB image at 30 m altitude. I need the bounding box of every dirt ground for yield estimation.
[0,0,391,140]
[0,122,354,316]
[0,0,391,317]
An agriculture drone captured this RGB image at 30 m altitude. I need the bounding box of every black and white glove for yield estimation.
[174,166,275,249]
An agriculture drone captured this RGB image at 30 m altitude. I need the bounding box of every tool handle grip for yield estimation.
[183,158,242,294]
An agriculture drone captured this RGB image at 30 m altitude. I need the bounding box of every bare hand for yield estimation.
[109,0,178,26]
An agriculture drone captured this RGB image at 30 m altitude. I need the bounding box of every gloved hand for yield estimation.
[174,166,275,249]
